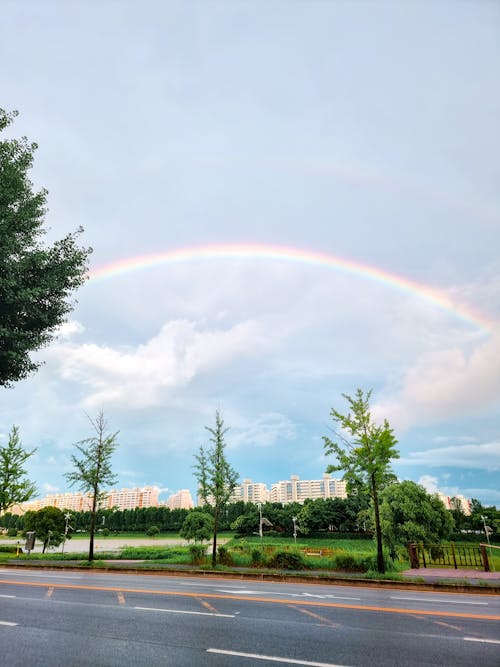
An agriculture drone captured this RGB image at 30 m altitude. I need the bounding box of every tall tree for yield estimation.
[0,425,37,514]
[0,108,91,387]
[323,389,399,573]
[194,410,238,567]
[65,411,118,561]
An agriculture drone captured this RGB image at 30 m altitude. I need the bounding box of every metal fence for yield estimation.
[408,542,490,571]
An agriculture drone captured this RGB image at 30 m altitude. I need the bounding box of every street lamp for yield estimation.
[61,512,73,555]
[292,517,297,545]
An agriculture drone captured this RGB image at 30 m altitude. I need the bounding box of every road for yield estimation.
[0,568,498,666]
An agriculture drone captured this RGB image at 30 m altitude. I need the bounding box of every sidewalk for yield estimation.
[402,567,500,584]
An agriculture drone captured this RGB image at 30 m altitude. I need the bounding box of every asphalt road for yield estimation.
[0,569,498,666]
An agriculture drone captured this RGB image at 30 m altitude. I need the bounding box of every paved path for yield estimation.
[402,567,499,583]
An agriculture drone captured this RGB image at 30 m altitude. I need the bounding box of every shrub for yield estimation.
[7,527,18,537]
[251,549,265,566]
[267,551,307,570]
[146,525,160,537]
[217,546,233,565]
[333,553,369,572]
[0,545,18,553]
[189,544,206,565]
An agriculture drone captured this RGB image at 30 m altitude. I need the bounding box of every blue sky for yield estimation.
[1,1,499,506]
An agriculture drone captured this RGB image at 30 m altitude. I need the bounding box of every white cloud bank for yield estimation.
[48,319,276,408]
[374,326,500,430]
[401,441,500,471]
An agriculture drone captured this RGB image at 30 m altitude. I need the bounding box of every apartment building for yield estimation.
[269,474,347,504]
[231,479,269,504]
[165,489,194,510]
[437,492,472,515]
[12,486,161,514]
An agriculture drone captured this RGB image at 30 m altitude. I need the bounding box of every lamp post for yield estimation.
[292,517,297,545]
[61,512,73,555]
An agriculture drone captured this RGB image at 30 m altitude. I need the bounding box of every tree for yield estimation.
[180,511,214,544]
[0,108,91,388]
[323,388,399,573]
[65,411,118,561]
[378,480,455,553]
[0,425,37,514]
[193,410,238,566]
[24,506,65,553]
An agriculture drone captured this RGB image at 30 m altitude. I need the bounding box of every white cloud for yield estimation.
[231,412,297,448]
[54,320,85,339]
[48,319,275,408]
[418,474,439,493]
[42,482,59,493]
[374,326,500,430]
[401,441,500,471]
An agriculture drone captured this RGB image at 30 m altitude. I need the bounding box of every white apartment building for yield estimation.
[12,486,161,514]
[269,474,347,504]
[437,492,472,515]
[231,479,269,504]
[166,489,194,510]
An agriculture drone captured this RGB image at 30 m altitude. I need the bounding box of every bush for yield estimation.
[189,545,206,565]
[217,546,233,565]
[7,527,18,537]
[267,551,307,570]
[251,549,265,566]
[146,525,160,537]
[333,553,369,572]
[0,545,18,553]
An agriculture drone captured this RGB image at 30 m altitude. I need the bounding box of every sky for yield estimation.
[1,1,499,507]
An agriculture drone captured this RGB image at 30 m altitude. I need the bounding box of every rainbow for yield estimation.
[88,243,494,334]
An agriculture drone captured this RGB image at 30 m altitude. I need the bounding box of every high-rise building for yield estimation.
[166,489,194,510]
[11,486,161,514]
[231,479,269,504]
[269,474,347,504]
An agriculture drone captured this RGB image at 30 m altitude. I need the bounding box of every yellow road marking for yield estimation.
[196,597,218,614]
[0,579,498,621]
[117,592,125,605]
[291,605,341,628]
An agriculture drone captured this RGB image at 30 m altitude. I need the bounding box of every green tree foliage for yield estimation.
[0,425,37,513]
[323,389,399,573]
[65,411,118,561]
[194,410,238,566]
[180,511,214,544]
[378,480,455,550]
[24,506,65,553]
[0,109,91,387]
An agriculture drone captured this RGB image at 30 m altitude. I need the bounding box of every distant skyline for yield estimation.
[1,2,499,506]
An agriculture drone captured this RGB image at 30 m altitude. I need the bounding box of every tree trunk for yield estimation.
[371,474,385,574]
[212,508,219,567]
[89,490,97,561]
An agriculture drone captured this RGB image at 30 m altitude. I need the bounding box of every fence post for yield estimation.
[480,544,490,572]
[408,542,419,569]
[451,542,457,569]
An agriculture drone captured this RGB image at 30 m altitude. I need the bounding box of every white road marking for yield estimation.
[207,648,350,666]
[0,571,81,579]
[0,621,18,626]
[390,596,487,606]
[134,606,235,618]
[216,590,360,600]
[0,595,16,598]
[464,637,500,645]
